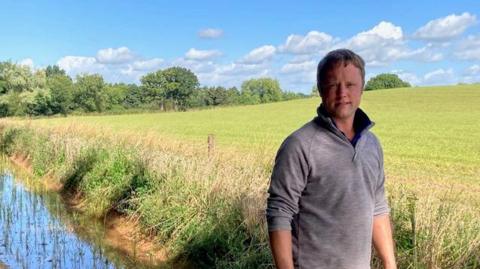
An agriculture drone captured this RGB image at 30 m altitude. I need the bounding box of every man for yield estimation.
[266,49,396,269]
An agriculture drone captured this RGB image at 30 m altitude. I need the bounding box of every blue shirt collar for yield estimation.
[315,104,374,146]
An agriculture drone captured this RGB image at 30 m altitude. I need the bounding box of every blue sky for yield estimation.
[1,0,479,93]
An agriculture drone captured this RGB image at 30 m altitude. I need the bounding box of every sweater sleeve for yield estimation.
[266,136,309,231]
[374,142,390,216]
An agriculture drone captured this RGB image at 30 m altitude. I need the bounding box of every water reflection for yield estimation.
[0,171,129,269]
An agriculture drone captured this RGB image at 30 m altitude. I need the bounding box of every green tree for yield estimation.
[140,67,199,110]
[186,87,207,108]
[45,65,67,78]
[105,83,130,110]
[0,61,34,93]
[47,74,73,115]
[32,69,47,90]
[24,89,53,116]
[204,86,229,106]
[239,90,261,105]
[123,84,143,108]
[0,94,9,116]
[0,79,6,94]
[73,74,107,112]
[241,77,283,103]
[0,92,18,116]
[310,85,320,97]
[226,86,240,105]
[0,62,55,116]
[162,67,199,110]
[140,70,167,109]
[365,73,411,91]
[283,91,307,101]
[0,73,7,94]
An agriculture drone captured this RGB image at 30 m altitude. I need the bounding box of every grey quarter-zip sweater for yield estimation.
[266,105,390,269]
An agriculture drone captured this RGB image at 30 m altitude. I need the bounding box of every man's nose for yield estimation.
[336,83,348,97]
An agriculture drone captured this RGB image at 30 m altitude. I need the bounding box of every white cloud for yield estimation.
[423,68,455,85]
[459,76,480,84]
[466,64,480,75]
[279,31,334,54]
[455,35,480,60]
[349,21,403,48]
[218,64,271,86]
[402,45,443,62]
[280,68,318,91]
[389,69,421,85]
[171,57,217,73]
[240,45,276,64]
[398,73,420,86]
[18,58,34,69]
[180,61,272,87]
[58,50,162,83]
[413,12,477,41]
[277,59,318,90]
[57,55,138,82]
[340,21,405,66]
[199,63,269,87]
[185,48,222,61]
[132,58,164,71]
[120,58,165,78]
[125,46,274,88]
[462,65,480,84]
[369,69,459,87]
[96,47,136,64]
[459,65,480,83]
[218,63,268,76]
[50,15,477,93]
[288,54,317,64]
[198,28,224,39]
[339,21,444,66]
[57,56,100,73]
[280,60,316,74]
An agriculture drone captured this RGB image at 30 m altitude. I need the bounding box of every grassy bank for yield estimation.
[0,122,479,268]
[0,123,273,268]
[0,85,479,268]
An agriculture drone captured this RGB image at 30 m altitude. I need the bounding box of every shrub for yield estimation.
[365,73,411,90]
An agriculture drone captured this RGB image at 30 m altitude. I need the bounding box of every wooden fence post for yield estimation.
[208,134,215,157]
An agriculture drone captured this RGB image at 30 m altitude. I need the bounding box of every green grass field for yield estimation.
[2,84,480,268]
[24,84,480,184]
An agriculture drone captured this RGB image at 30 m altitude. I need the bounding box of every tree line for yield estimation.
[0,62,307,117]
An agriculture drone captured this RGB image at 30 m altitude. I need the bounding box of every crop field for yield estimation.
[1,84,480,268]
[22,84,480,184]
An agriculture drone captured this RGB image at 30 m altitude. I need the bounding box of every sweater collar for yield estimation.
[314,104,374,140]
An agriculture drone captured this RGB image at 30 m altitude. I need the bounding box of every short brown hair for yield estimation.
[316,49,365,94]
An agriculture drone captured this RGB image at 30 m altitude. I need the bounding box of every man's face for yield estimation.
[320,62,363,123]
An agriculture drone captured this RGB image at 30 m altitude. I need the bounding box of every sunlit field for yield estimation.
[1,84,479,268]
[23,84,480,184]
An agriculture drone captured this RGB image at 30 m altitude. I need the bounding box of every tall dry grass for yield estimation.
[0,121,478,268]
